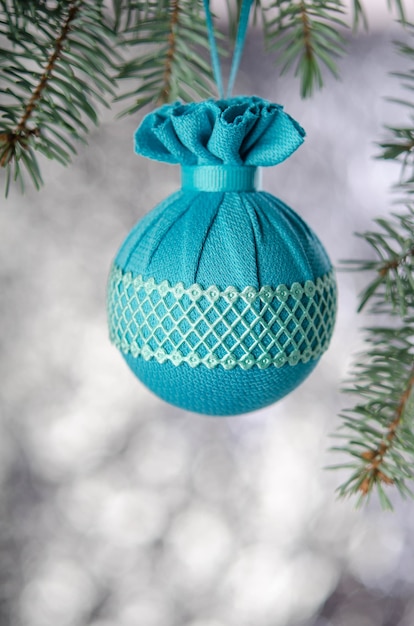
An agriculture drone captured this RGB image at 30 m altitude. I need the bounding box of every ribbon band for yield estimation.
[181,165,258,192]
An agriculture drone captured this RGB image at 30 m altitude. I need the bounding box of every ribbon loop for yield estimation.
[203,0,254,99]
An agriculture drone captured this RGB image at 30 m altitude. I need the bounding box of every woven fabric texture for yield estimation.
[109,96,336,415]
[124,354,319,415]
[108,267,336,370]
[115,190,331,290]
[134,96,305,166]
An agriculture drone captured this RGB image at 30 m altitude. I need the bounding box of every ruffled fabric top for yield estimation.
[134,96,305,167]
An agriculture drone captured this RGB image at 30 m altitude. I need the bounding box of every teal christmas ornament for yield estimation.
[107,96,337,415]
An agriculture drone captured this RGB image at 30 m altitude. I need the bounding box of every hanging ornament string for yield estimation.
[203,0,254,99]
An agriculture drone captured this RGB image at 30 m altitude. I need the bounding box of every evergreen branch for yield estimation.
[0,0,117,194]
[377,33,414,181]
[350,0,406,29]
[333,204,414,508]
[351,0,368,30]
[342,206,414,315]
[110,0,160,35]
[0,0,67,29]
[159,0,180,103]
[332,204,414,509]
[332,24,414,509]
[387,0,407,23]
[332,323,414,510]
[12,2,79,138]
[116,0,215,115]
[357,363,414,496]
[261,0,347,98]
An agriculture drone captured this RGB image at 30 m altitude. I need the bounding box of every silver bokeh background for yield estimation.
[1,18,414,626]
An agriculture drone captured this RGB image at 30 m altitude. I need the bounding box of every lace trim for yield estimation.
[107,267,337,370]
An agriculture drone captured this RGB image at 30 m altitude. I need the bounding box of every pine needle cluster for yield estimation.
[332,207,414,509]
[0,0,117,194]
[260,1,347,98]
[0,0,216,194]
[115,0,215,114]
[328,19,414,508]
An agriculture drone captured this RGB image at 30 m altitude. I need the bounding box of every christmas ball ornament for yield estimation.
[107,96,337,415]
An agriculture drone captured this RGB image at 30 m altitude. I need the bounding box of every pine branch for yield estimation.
[332,201,414,508]
[330,24,414,509]
[387,0,407,23]
[351,0,368,30]
[357,362,414,496]
[159,0,180,103]
[342,206,414,315]
[261,0,347,97]
[377,33,414,182]
[115,0,215,115]
[2,2,79,150]
[331,321,414,510]
[351,0,406,29]
[0,0,117,195]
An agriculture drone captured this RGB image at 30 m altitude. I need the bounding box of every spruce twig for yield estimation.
[115,0,216,115]
[357,363,414,497]
[158,0,180,103]
[331,320,414,510]
[332,25,414,506]
[261,0,347,97]
[342,207,414,315]
[0,1,80,171]
[0,0,117,194]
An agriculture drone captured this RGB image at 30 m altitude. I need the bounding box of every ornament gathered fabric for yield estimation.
[107,96,337,415]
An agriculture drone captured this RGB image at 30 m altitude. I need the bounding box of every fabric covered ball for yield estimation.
[107,96,337,415]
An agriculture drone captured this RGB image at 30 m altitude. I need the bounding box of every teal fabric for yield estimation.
[181,165,257,191]
[134,97,305,166]
[115,190,331,290]
[124,356,319,416]
[110,97,336,416]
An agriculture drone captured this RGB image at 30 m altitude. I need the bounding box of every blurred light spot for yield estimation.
[118,599,171,626]
[99,488,167,547]
[187,621,224,626]
[19,559,95,626]
[257,419,324,545]
[192,445,237,501]
[222,543,293,624]
[284,551,339,622]
[131,426,189,486]
[223,545,337,625]
[167,504,232,586]
[348,517,404,587]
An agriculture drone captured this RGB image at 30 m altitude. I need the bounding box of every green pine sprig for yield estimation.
[378,33,414,184]
[331,321,414,510]
[342,206,414,315]
[331,19,414,509]
[0,0,118,195]
[331,199,414,510]
[115,0,216,115]
[261,0,347,98]
[351,0,406,29]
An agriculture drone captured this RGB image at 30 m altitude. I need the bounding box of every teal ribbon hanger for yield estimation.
[203,0,254,98]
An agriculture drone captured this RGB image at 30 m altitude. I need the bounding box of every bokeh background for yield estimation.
[1,7,414,626]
